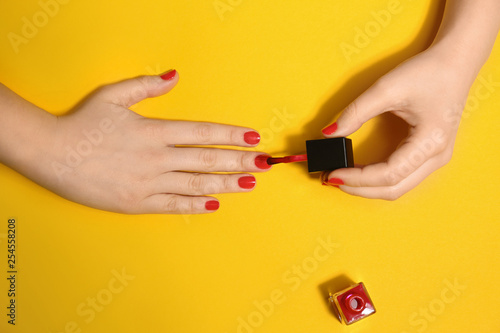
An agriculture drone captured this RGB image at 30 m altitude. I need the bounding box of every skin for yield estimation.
[0,73,270,214]
[2,1,499,212]
[322,0,500,200]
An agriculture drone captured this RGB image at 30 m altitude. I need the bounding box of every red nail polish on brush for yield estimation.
[244,131,260,145]
[255,155,271,169]
[322,122,338,135]
[266,138,354,173]
[160,69,177,80]
[267,154,308,165]
[205,200,219,211]
[238,176,256,189]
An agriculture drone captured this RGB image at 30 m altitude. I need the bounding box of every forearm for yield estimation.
[431,0,500,83]
[0,83,57,178]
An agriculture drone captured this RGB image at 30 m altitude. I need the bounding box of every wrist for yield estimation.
[427,0,500,87]
[425,40,483,89]
[0,86,59,183]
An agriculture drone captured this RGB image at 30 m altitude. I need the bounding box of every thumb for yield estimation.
[321,83,391,138]
[99,69,179,108]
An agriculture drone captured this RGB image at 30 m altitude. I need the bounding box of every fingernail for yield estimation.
[321,172,341,188]
[238,175,256,189]
[160,69,177,81]
[328,178,344,185]
[254,155,271,169]
[205,200,219,211]
[321,122,338,135]
[244,131,260,145]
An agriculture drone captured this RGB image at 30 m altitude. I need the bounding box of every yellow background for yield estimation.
[1,0,499,332]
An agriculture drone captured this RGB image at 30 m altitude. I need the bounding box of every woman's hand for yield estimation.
[321,48,473,200]
[320,0,500,200]
[3,71,271,214]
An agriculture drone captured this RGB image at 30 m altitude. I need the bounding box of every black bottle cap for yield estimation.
[305,137,354,173]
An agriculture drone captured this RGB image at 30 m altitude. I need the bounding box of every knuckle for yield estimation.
[221,176,233,192]
[435,142,453,159]
[344,101,360,122]
[384,187,403,201]
[187,174,205,194]
[194,124,215,143]
[186,199,195,214]
[343,100,367,129]
[199,149,218,169]
[431,140,447,156]
[133,77,150,99]
[163,196,179,213]
[388,174,402,186]
[228,128,240,144]
[384,165,404,186]
[235,153,246,170]
[438,148,454,167]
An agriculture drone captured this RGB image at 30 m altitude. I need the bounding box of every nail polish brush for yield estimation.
[267,137,354,172]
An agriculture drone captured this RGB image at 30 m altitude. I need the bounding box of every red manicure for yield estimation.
[254,155,272,169]
[321,172,340,188]
[160,69,177,81]
[244,131,260,145]
[322,122,338,135]
[238,175,256,189]
[205,200,219,211]
[328,178,344,185]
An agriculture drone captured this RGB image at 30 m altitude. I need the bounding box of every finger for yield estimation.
[336,152,450,200]
[153,120,261,147]
[97,70,179,108]
[149,172,256,195]
[168,148,272,172]
[321,81,393,137]
[138,193,220,214]
[325,128,447,187]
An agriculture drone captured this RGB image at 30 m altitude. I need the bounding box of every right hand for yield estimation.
[320,48,472,200]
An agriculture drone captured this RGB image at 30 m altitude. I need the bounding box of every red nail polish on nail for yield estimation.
[322,181,339,188]
[328,178,344,185]
[254,155,271,169]
[160,69,177,81]
[238,175,256,189]
[205,200,219,211]
[322,122,338,135]
[244,131,260,145]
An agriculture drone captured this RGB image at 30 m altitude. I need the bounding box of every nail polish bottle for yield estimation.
[329,282,376,325]
[305,137,354,172]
